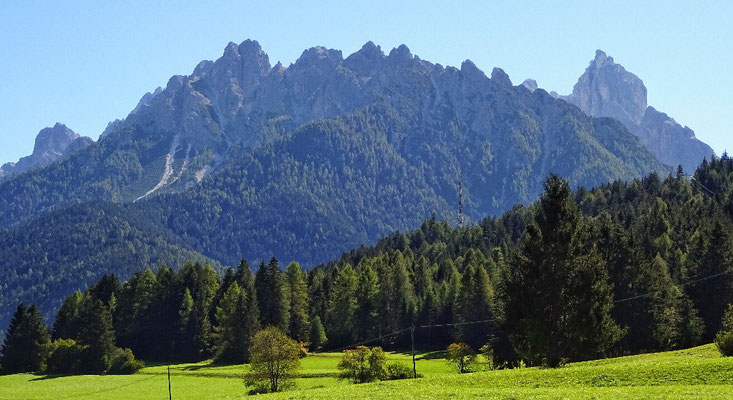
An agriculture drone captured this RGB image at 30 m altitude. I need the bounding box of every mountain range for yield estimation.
[0,40,712,334]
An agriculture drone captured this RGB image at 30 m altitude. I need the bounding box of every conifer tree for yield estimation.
[256,257,290,332]
[309,316,328,351]
[687,219,733,338]
[327,264,357,347]
[354,264,380,340]
[214,282,242,362]
[52,290,83,340]
[0,304,51,373]
[285,262,310,342]
[503,175,620,366]
[454,264,496,348]
[115,268,156,351]
[77,298,116,372]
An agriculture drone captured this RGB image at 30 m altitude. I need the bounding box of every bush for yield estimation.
[715,331,733,357]
[447,343,476,373]
[298,342,309,359]
[46,339,86,374]
[385,362,418,380]
[245,327,301,393]
[479,344,495,370]
[337,346,387,383]
[108,348,144,374]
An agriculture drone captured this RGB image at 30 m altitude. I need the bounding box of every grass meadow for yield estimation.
[1,345,731,399]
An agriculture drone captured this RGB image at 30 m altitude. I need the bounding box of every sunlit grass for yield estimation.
[1,345,731,399]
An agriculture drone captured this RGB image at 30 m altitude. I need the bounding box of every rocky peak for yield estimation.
[490,67,512,87]
[0,124,92,180]
[293,46,343,69]
[521,78,538,92]
[387,44,414,67]
[211,39,271,86]
[33,123,80,155]
[344,41,385,75]
[566,49,647,128]
[592,49,612,67]
[564,50,714,172]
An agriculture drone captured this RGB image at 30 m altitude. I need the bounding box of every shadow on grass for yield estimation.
[29,373,75,381]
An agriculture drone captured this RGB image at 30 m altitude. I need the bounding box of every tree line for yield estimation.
[2,156,732,373]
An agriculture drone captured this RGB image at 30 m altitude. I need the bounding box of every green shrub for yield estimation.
[46,339,86,374]
[108,348,144,374]
[385,363,419,380]
[447,343,476,373]
[715,331,733,357]
[337,346,387,383]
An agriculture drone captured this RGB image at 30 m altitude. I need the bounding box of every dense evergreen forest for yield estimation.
[2,156,732,373]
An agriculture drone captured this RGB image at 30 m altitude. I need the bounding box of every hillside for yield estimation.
[1,344,730,399]
[0,202,221,337]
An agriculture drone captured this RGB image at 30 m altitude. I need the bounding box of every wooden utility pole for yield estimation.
[168,366,172,400]
[411,326,417,378]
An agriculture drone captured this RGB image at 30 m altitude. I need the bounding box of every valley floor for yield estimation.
[1,345,731,399]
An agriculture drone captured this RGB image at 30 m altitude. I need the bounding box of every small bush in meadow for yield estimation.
[108,348,144,374]
[715,331,733,356]
[385,362,419,380]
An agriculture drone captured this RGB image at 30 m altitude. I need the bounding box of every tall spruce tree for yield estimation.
[256,257,290,331]
[503,175,621,366]
[115,268,156,351]
[454,263,496,348]
[354,263,380,341]
[309,316,328,351]
[0,304,50,373]
[52,290,83,340]
[327,264,357,347]
[285,262,310,342]
[687,219,733,338]
[77,297,116,373]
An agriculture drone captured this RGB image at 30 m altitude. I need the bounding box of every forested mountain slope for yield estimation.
[0,40,672,335]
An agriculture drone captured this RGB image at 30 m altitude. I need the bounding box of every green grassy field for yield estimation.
[1,345,731,399]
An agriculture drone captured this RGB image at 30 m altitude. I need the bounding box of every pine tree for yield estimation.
[378,251,417,338]
[454,263,496,348]
[687,219,733,339]
[503,175,621,366]
[146,264,179,360]
[0,304,51,373]
[115,268,156,351]
[77,297,116,373]
[285,262,310,342]
[52,290,83,340]
[309,316,328,351]
[327,264,357,347]
[214,282,242,362]
[354,264,380,340]
[256,257,290,332]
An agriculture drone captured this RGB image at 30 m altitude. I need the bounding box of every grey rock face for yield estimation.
[565,50,714,173]
[521,78,538,92]
[491,67,513,87]
[24,40,665,204]
[0,123,92,180]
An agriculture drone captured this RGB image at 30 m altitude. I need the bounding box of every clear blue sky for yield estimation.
[1,1,731,163]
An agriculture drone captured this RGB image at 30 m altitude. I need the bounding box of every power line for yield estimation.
[614,269,733,303]
[417,318,494,329]
[331,327,412,352]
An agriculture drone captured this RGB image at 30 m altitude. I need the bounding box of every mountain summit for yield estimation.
[564,50,714,173]
[0,123,92,180]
